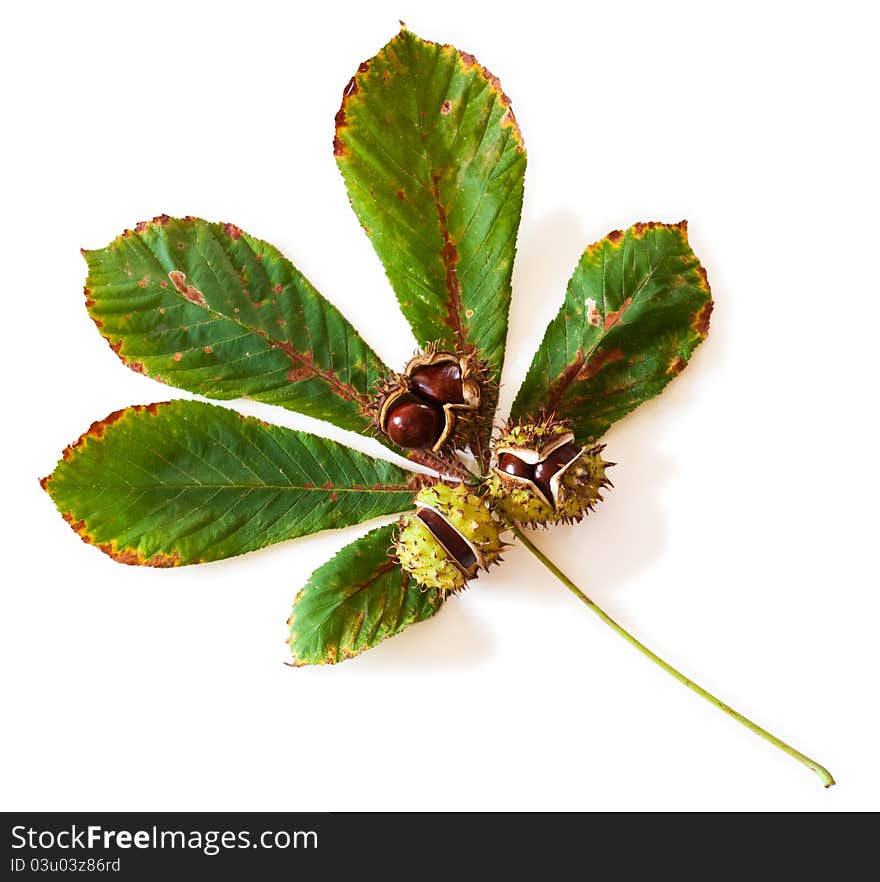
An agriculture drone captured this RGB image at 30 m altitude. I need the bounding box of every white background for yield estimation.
[2,0,878,811]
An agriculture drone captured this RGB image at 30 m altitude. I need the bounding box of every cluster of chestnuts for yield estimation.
[376,349,613,597]
[371,347,483,452]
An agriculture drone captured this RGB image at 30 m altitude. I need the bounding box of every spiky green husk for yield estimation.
[484,472,555,526]
[485,419,612,527]
[395,518,467,592]
[554,447,611,523]
[393,483,505,593]
[496,419,572,454]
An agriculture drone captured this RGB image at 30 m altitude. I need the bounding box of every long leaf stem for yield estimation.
[513,526,835,788]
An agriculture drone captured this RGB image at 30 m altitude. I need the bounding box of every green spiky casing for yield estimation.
[394,483,505,594]
[485,420,612,527]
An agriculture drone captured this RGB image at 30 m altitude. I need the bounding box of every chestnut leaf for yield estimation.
[335,27,526,397]
[511,222,713,444]
[83,216,388,434]
[288,523,444,665]
[41,400,420,567]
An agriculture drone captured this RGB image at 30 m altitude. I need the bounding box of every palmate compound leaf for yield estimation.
[335,27,527,460]
[82,215,386,434]
[41,400,421,566]
[288,523,444,665]
[511,222,713,444]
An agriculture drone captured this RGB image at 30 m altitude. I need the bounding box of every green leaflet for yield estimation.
[511,222,713,444]
[83,215,386,433]
[288,524,444,665]
[335,27,526,393]
[41,400,419,566]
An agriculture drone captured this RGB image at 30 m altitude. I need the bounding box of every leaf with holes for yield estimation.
[41,400,420,566]
[511,222,713,444]
[334,27,526,441]
[288,523,444,665]
[83,215,388,434]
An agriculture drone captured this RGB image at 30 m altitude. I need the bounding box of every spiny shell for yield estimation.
[485,420,613,527]
[394,483,506,593]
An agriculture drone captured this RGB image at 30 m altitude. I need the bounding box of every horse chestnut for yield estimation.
[486,419,612,526]
[385,396,445,449]
[497,452,535,480]
[409,361,465,405]
[417,508,477,573]
[532,442,580,501]
[369,347,485,453]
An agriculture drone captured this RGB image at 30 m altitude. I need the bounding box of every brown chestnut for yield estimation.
[497,452,535,481]
[533,443,580,502]
[385,395,445,449]
[417,508,477,573]
[409,361,465,405]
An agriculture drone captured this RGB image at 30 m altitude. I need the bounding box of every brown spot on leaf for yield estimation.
[138,277,148,288]
[321,481,333,490]
[696,264,710,292]
[97,545,181,567]
[545,352,586,413]
[604,297,633,330]
[668,356,686,374]
[333,135,348,158]
[203,345,213,354]
[577,349,626,381]
[693,300,714,337]
[632,221,662,237]
[459,51,477,67]
[173,352,182,362]
[440,100,452,115]
[222,222,242,240]
[501,109,524,149]
[55,403,166,465]
[127,361,146,374]
[607,229,624,245]
[396,189,406,200]
[631,220,688,239]
[329,492,338,502]
[358,60,369,74]
[303,481,316,489]
[168,270,207,307]
[481,66,507,103]
[273,283,283,294]
[287,367,312,382]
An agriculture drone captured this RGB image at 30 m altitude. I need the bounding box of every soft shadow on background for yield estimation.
[353,601,495,671]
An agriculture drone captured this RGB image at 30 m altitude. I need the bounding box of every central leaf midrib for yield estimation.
[407,37,467,352]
